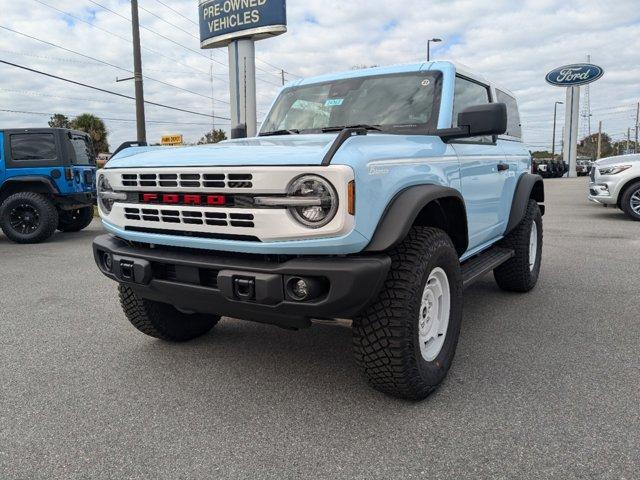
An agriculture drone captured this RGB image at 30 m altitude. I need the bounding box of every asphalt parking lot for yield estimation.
[1,177,638,480]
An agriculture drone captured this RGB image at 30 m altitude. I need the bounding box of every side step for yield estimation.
[461,247,514,289]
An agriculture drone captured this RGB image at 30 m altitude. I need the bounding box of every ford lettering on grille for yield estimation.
[140,193,227,206]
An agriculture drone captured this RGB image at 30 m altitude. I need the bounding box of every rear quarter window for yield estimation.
[10,133,57,162]
[495,89,522,139]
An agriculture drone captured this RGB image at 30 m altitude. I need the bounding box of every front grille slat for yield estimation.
[119,172,256,190]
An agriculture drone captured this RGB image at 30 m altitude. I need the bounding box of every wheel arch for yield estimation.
[616,177,640,209]
[365,185,469,256]
[0,177,58,203]
[505,173,545,235]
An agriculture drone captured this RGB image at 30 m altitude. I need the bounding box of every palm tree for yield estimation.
[71,113,110,153]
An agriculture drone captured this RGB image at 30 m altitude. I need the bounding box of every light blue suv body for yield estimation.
[101,61,533,259]
[93,61,545,399]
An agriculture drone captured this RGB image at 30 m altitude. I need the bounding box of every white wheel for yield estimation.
[529,221,538,272]
[418,267,451,362]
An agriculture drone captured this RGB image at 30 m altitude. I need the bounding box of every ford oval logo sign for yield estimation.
[546,64,604,87]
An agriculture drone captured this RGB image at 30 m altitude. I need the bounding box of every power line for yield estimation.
[138,3,199,39]
[0,25,229,104]
[30,0,215,78]
[86,0,228,68]
[0,108,230,126]
[0,59,230,120]
[151,0,198,26]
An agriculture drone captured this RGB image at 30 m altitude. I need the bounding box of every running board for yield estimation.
[461,247,515,289]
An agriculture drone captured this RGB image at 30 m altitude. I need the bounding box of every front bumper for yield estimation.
[93,235,391,329]
[588,182,617,205]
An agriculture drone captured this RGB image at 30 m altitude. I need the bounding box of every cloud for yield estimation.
[0,0,638,151]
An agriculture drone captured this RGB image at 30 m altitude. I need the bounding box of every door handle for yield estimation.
[497,163,510,172]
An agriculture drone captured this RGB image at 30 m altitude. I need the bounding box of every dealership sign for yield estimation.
[199,0,287,48]
[545,64,604,87]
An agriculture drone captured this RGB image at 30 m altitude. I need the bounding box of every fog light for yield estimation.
[291,278,309,300]
[103,252,113,272]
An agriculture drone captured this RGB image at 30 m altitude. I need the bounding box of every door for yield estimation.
[452,76,508,249]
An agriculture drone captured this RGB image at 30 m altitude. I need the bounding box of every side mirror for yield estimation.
[437,103,507,141]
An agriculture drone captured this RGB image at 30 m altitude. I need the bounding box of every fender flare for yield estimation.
[365,184,468,254]
[0,176,59,195]
[505,173,545,235]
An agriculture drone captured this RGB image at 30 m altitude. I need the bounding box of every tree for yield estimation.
[48,114,71,128]
[578,132,613,160]
[531,150,556,159]
[70,113,109,153]
[198,128,227,144]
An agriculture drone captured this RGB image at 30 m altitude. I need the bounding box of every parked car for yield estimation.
[576,159,591,176]
[588,154,640,221]
[93,61,545,400]
[0,128,96,243]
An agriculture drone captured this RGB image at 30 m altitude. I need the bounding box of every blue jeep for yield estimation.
[0,128,96,243]
[93,62,544,399]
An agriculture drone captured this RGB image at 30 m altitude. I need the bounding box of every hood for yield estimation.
[106,134,337,169]
[595,154,640,167]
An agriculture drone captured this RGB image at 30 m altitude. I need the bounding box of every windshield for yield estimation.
[68,134,95,165]
[261,72,441,135]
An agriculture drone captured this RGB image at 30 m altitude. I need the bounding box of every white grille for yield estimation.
[123,206,255,228]
[120,172,253,189]
[99,166,355,242]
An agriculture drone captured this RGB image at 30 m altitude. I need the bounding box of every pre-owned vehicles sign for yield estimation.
[545,64,604,87]
[199,0,287,48]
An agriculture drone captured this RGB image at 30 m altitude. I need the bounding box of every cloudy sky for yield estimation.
[0,0,638,152]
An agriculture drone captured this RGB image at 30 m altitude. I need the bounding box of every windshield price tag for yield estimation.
[325,98,344,107]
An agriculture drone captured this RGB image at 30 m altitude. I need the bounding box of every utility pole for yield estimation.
[596,121,602,159]
[627,128,631,154]
[635,102,639,153]
[281,69,285,86]
[130,0,146,144]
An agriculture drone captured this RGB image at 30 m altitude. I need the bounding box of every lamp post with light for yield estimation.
[427,38,442,62]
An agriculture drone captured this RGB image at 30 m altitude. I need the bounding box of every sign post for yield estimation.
[199,0,287,138]
[545,63,604,178]
[562,86,580,178]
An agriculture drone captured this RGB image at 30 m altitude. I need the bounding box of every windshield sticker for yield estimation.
[325,98,344,107]
[421,79,431,86]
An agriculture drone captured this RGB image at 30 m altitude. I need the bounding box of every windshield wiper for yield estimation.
[321,124,382,133]
[258,129,300,137]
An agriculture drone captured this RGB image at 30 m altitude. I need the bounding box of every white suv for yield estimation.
[589,154,640,221]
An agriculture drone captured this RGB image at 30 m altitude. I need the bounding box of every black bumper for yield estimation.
[93,235,391,329]
[56,192,96,209]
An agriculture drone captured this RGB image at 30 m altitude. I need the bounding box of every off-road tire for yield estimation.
[494,199,543,292]
[57,206,94,232]
[353,227,463,401]
[620,181,640,221]
[0,192,59,244]
[119,285,220,342]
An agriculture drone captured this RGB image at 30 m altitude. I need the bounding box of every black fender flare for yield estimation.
[365,185,468,255]
[0,176,59,196]
[505,173,545,234]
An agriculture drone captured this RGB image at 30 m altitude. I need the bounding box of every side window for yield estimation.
[10,133,57,162]
[453,76,492,143]
[495,89,522,139]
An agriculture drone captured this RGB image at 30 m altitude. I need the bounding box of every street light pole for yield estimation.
[552,101,563,158]
[130,0,146,144]
[427,38,442,62]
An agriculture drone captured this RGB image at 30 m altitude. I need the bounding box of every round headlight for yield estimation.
[287,175,338,228]
[97,174,114,214]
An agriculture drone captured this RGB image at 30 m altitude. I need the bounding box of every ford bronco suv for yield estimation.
[0,128,96,243]
[93,62,544,400]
